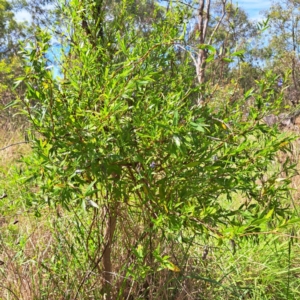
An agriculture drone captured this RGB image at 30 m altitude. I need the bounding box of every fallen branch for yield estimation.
[0,141,29,152]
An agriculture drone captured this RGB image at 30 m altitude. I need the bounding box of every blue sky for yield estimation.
[234,0,272,20]
[15,10,31,22]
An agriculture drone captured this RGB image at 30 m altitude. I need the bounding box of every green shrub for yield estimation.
[13,1,298,298]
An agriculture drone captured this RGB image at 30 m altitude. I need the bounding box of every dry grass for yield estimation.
[0,212,54,300]
[0,124,30,168]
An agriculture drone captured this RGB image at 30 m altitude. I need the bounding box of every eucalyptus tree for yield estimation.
[264,0,300,106]
[178,0,228,86]
[0,0,27,58]
[172,0,258,101]
[205,1,257,88]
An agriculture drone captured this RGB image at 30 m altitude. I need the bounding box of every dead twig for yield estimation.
[0,141,30,152]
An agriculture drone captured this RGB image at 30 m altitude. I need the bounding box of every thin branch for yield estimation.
[176,44,198,67]
[208,0,227,45]
[202,0,211,42]
[160,0,197,10]
[0,141,30,152]
[0,284,19,300]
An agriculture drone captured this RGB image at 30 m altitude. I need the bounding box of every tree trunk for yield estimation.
[195,0,226,89]
[196,0,210,86]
